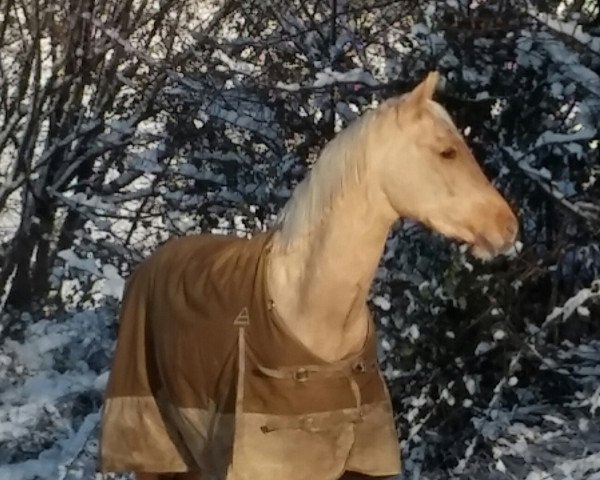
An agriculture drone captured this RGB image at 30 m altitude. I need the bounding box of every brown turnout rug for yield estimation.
[100,233,401,479]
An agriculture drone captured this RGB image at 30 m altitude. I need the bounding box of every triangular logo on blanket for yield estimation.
[233,307,250,326]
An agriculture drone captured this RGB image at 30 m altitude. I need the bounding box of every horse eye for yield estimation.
[440,147,457,159]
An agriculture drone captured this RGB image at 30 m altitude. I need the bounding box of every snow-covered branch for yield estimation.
[503,146,600,224]
[527,4,600,56]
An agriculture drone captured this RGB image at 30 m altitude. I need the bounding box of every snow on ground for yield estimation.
[0,309,115,480]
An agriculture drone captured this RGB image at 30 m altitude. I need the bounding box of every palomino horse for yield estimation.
[100,72,518,480]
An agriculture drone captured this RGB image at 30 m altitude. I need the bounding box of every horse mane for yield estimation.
[274,107,375,248]
[274,95,456,248]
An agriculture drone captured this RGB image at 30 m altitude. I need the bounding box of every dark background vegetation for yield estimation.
[1,0,599,478]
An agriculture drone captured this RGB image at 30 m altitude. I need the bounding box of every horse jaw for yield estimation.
[425,214,518,261]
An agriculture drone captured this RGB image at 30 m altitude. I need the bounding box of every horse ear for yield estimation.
[408,71,439,105]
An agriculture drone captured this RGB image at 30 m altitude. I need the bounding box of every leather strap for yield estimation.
[256,358,373,433]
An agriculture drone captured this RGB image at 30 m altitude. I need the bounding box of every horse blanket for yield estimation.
[100,233,401,479]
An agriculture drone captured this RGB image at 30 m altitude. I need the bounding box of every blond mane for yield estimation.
[275,96,458,247]
[274,109,373,245]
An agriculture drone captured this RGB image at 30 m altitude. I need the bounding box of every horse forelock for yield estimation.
[393,93,459,130]
[427,100,461,134]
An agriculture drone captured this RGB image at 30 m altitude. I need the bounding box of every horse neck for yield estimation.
[268,179,396,363]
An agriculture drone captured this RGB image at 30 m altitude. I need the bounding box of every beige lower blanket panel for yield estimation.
[101,397,400,479]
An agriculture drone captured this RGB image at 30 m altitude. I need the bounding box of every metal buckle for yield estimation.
[293,367,309,382]
[352,360,366,373]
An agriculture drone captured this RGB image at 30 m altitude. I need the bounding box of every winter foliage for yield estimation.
[1,0,599,478]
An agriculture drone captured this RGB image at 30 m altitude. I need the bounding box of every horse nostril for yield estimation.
[499,210,519,241]
[505,222,516,238]
[509,218,519,239]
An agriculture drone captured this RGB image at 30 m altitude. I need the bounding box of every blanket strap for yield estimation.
[255,359,376,380]
[229,307,251,477]
[233,307,251,418]
[256,358,374,433]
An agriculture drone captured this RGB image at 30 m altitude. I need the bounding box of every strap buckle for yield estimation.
[293,367,309,382]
